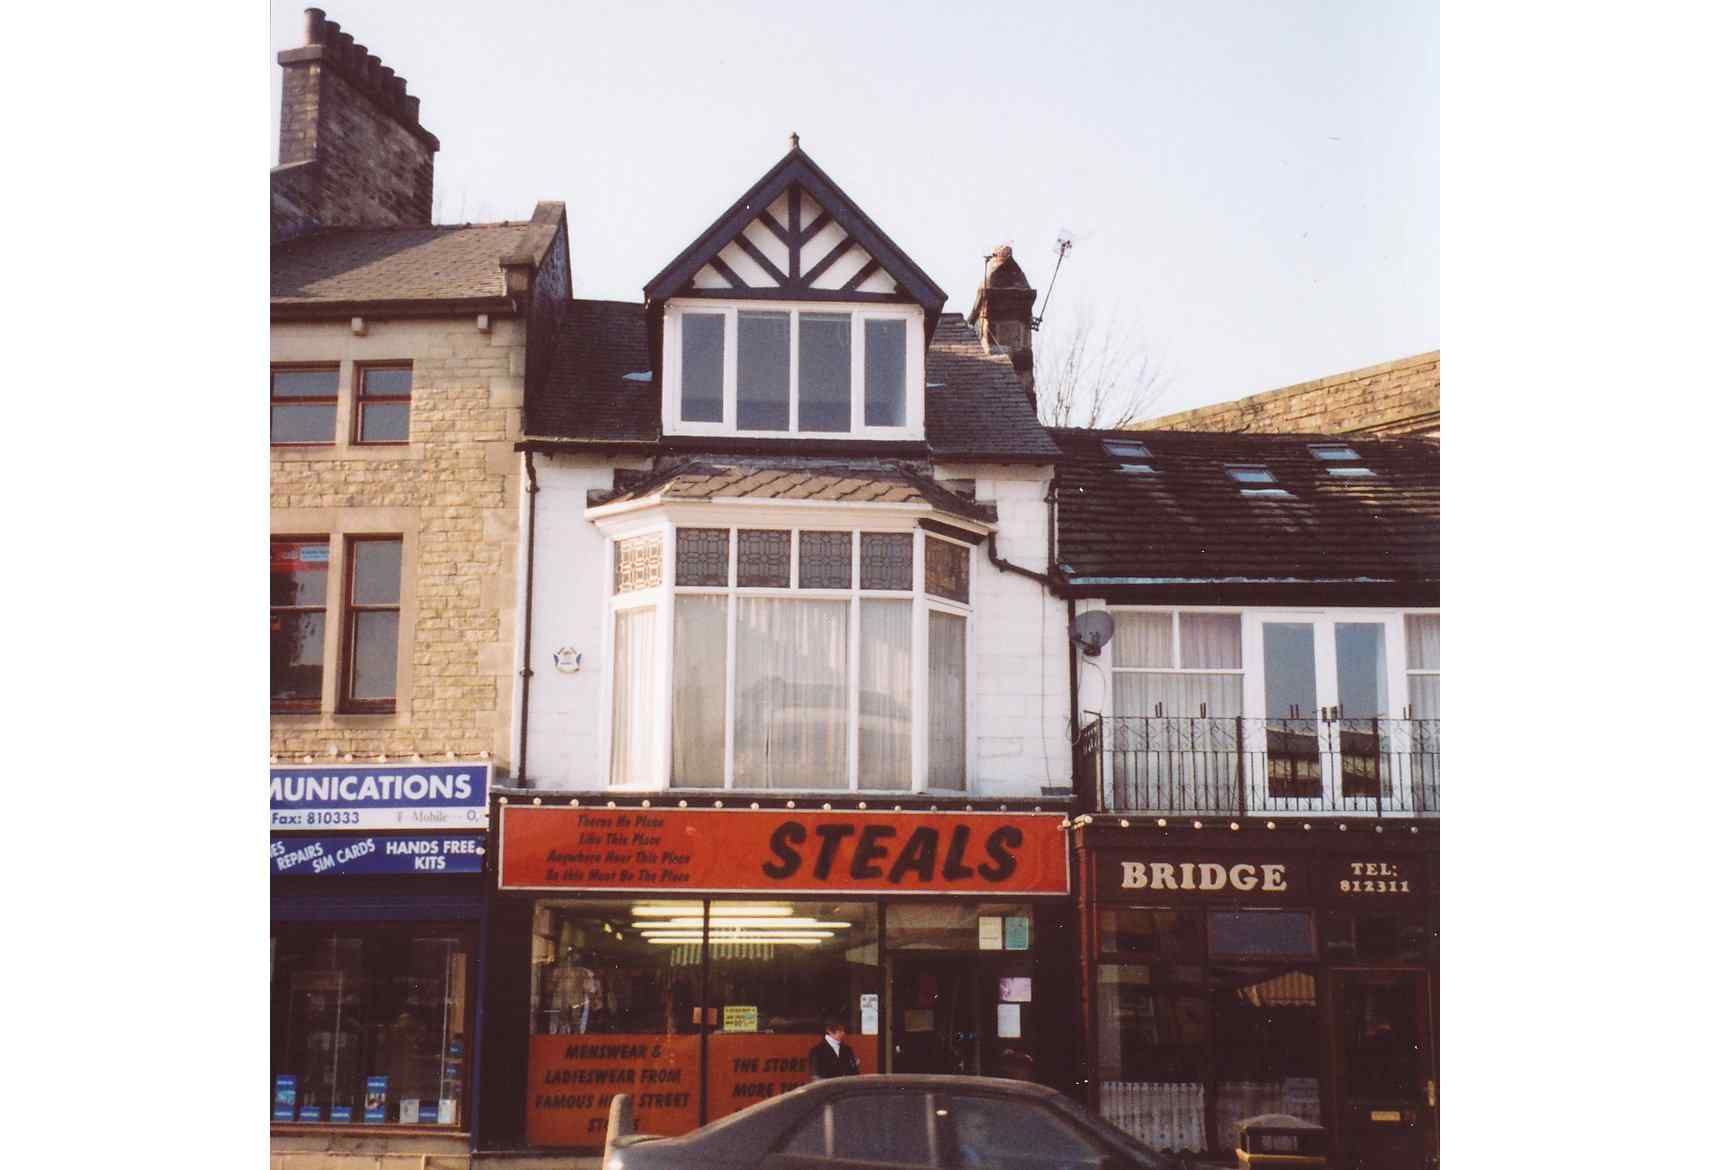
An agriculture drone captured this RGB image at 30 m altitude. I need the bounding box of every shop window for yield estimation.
[704,900,879,1121]
[1099,908,1204,959]
[885,903,1033,953]
[1207,911,1314,959]
[271,366,339,445]
[355,364,412,444]
[341,537,402,712]
[1095,966,1209,1083]
[1323,912,1434,964]
[526,900,702,1145]
[944,1093,1104,1170]
[272,539,330,711]
[1210,963,1321,1148]
[270,925,472,1128]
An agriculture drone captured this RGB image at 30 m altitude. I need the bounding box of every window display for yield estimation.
[270,925,472,1127]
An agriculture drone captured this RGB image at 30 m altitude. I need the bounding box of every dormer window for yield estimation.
[668,302,919,438]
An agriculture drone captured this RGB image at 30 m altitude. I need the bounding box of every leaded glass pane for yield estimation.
[859,532,912,591]
[924,537,969,603]
[675,528,729,587]
[614,534,663,594]
[799,531,851,589]
[737,529,791,588]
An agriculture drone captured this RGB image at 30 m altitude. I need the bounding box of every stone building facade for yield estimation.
[1139,350,1440,438]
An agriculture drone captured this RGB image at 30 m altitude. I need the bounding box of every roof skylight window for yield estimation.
[1103,440,1153,460]
[1327,466,1377,478]
[1116,463,1158,475]
[1225,465,1277,484]
[1309,444,1360,461]
[1240,487,1294,498]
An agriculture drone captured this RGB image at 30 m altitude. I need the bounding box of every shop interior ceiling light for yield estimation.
[641,916,851,929]
[640,930,836,940]
[632,903,795,917]
[651,937,822,947]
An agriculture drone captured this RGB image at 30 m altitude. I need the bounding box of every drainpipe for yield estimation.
[516,450,540,785]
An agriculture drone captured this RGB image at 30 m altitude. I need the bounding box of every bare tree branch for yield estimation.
[1034,303,1169,430]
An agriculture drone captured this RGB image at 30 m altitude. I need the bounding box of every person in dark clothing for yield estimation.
[807,1015,860,1079]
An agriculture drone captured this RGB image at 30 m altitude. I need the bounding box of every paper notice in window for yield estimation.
[723,1005,758,1033]
[979,916,1003,950]
[997,1003,1022,1039]
[860,993,879,1034]
[1004,916,1031,950]
[905,1009,934,1033]
[998,976,1033,1003]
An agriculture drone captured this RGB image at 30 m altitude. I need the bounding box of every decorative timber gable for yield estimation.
[642,142,948,371]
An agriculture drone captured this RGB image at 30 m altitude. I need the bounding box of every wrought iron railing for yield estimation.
[1073,714,1439,817]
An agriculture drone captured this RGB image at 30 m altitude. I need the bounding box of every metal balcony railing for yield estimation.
[1073,714,1440,818]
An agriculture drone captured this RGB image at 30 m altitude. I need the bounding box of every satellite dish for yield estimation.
[1070,611,1116,657]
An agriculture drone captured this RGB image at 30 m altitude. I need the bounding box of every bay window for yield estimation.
[667,302,919,437]
[607,523,974,791]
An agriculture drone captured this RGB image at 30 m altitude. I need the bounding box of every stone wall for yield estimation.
[271,315,525,773]
[1139,351,1439,437]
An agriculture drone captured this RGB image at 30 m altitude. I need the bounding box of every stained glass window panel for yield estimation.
[859,532,912,591]
[737,530,791,588]
[614,534,664,594]
[798,531,851,589]
[924,537,969,603]
[675,528,729,587]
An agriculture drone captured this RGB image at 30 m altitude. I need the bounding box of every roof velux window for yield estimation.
[1225,465,1276,484]
[1103,440,1156,474]
[1240,487,1294,498]
[1309,444,1360,461]
[1327,466,1377,478]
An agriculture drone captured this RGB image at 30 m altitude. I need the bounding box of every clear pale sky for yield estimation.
[270,1,1438,416]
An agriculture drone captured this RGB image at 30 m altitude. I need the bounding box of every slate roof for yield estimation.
[926,314,1060,461]
[588,458,996,525]
[1050,428,1438,595]
[526,299,657,442]
[524,304,1059,463]
[272,223,535,305]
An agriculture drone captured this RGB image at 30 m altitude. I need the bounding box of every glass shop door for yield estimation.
[891,957,977,1074]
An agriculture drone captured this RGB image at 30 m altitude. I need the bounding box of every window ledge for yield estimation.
[271,711,413,731]
[271,443,427,464]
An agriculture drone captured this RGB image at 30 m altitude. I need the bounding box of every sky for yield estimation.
[270,1,1438,417]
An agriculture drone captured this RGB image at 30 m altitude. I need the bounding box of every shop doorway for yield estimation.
[1331,970,1436,1170]
[892,957,976,1074]
[890,956,1038,1079]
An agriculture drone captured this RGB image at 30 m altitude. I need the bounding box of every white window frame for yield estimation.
[1101,605,1435,815]
[597,512,976,793]
[661,298,925,441]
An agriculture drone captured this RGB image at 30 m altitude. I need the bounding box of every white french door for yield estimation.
[1243,613,1408,814]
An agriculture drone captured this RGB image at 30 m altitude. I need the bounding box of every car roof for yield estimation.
[799,1074,1062,1098]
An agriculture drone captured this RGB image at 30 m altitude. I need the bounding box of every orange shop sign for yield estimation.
[498,807,1070,896]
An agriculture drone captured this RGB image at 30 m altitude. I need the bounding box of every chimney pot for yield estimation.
[384,74,406,105]
[304,8,326,45]
[332,29,354,66]
[322,18,340,44]
[377,63,396,95]
[403,94,421,124]
[351,42,371,79]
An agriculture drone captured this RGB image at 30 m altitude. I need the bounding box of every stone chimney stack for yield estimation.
[969,245,1040,411]
[271,8,441,241]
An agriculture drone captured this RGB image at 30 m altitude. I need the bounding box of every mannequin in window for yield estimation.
[547,950,599,1035]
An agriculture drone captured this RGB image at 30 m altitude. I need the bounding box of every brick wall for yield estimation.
[1138,351,1440,437]
[271,316,525,772]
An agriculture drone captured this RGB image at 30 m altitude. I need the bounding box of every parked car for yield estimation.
[603,1075,1187,1170]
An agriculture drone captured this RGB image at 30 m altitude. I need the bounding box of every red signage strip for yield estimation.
[499,807,1070,896]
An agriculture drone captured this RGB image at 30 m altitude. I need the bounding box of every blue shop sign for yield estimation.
[271,832,486,877]
[269,762,490,830]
